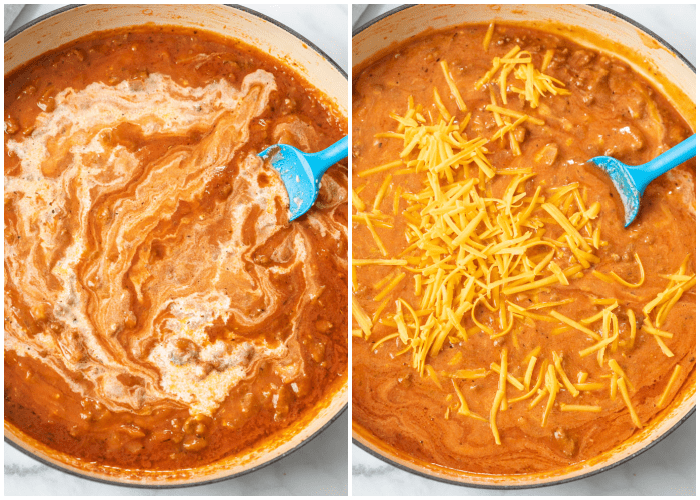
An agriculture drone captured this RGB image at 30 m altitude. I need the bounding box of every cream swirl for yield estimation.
[4,70,346,417]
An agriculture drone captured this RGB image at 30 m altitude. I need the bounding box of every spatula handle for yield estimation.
[633,134,696,192]
[308,136,349,177]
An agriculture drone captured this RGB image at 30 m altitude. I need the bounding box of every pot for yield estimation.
[4,4,348,488]
[352,4,695,489]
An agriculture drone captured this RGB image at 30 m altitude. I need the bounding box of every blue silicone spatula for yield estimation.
[259,136,348,221]
[589,134,696,227]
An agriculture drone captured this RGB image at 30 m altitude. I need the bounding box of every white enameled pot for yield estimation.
[4,4,347,488]
[352,4,695,489]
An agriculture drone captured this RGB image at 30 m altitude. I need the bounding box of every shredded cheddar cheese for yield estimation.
[653,335,675,357]
[372,333,400,351]
[574,382,605,391]
[351,43,693,447]
[542,364,561,427]
[593,253,645,288]
[657,365,682,407]
[433,87,452,122]
[373,174,393,210]
[476,45,570,109]
[483,22,495,52]
[358,159,404,177]
[581,301,618,325]
[485,104,544,125]
[641,319,673,339]
[510,361,547,404]
[627,309,637,348]
[373,270,397,290]
[560,404,601,412]
[450,368,488,379]
[579,335,617,358]
[549,311,601,341]
[352,296,373,339]
[644,258,695,311]
[440,60,467,112]
[490,349,508,444]
[452,379,488,422]
[541,49,554,72]
[608,359,634,390]
[552,352,579,397]
[523,355,538,390]
[352,259,408,266]
[617,377,642,428]
[489,362,524,390]
[362,213,388,256]
[374,273,406,302]
[351,188,366,211]
[610,374,618,400]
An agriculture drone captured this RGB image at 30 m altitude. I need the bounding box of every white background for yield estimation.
[350,3,696,497]
[4,4,348,496]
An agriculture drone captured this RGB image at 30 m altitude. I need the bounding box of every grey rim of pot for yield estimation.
[4,3,348,490]
[351,3,695,490]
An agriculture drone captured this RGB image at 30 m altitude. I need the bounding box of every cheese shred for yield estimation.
[352,296,373,339]
[560,404,601,412]
[617,378,642,428]
[483,22,495,51]
[440,60,467,112]
[352,38,691,445]
[657,365,682,407]
[358,159,404,177]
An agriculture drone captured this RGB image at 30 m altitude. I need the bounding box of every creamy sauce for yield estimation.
[6,71,288,416]
[5,27,347,470]
[352,23,695,475]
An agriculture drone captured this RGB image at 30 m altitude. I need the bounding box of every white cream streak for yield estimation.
[4,71,346,417]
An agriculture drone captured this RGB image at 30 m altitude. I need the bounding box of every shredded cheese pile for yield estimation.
[475,45,570,108]
[352,28,694,446]
[475,42,568,155]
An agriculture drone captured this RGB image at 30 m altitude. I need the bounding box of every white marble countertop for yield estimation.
[351,3,696,496]
[4,4,348,496]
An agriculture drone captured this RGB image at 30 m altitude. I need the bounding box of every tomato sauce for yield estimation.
[5,26,347,471]
[352,24,694,474]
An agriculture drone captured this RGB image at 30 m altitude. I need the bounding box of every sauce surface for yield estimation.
[352,23,695,475]
[5,26,347,470]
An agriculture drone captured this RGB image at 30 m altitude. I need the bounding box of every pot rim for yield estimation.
[351,3,696,490]
[4,3,348,489]
[5,3,349,80]
[353,407,695,490]
[352,3,696,76]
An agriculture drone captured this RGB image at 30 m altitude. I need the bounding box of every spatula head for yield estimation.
[588,156,641,228]
[259,144,320,221]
